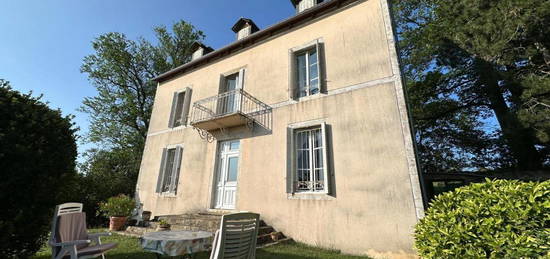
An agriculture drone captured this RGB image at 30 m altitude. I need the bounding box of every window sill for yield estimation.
[287,192,334,200]
[158,193,177,198]
[169,125,189,131]
[291,92,326,103]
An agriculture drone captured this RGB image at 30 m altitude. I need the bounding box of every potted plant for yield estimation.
[156,219,171,231]
[98,194,135,231]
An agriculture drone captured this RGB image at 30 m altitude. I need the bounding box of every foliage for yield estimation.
[415,179,550,258]
[98,194,135,218]
[394,0,550,171]
[32,230,371,259]
[0,80,78,258]
[76,148,141,225]
[156,219,170,228]
[78,20,204,225]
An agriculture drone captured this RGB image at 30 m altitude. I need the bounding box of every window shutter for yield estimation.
[289,50,298,100]
[156,148,168,193]
[321,122,330,194]
[168,92,178,128]
[287,127,296,194]
[315,41,324,93]
[237,68,245,89]
[170,146,183,193]
[181,88,193,125]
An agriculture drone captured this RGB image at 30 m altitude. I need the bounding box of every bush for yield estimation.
[0,81,78,258]
[98,194,135,217]
[415,179,550,258]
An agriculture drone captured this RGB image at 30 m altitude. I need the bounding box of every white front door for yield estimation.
[214,140,240,210]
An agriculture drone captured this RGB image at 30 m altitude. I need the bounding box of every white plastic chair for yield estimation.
[209,212,260,259]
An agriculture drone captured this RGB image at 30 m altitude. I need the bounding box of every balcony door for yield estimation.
[213,140,240,210]
[218,69,244,115]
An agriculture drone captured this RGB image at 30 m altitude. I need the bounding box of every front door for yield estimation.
[213,140,240,210]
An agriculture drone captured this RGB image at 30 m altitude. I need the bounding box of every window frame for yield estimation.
[156,144,184,195]
[289,38,324,100]
[168,87,193,129]
[287,119,331,197]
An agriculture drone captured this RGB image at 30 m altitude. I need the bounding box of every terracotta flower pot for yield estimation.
[109,216,127,231]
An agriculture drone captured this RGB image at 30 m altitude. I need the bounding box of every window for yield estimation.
[296,48,319,98]
[289,121,330,194]
[156,146,183,194]
[290,39,323,100]
[218,68,245,114]
[168,87,192,128]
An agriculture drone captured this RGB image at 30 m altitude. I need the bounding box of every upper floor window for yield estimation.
[290,39,324,100]
[156,145,183,194]
[296,48,319,98]
[168,87,192,128]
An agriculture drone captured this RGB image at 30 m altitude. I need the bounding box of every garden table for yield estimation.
[140,230,213,258]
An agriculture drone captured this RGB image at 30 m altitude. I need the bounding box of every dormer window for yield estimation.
[231,18,260,41]
[291,0,324,13]
[189,42,214,61]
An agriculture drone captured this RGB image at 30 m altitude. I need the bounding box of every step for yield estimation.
[127,213,287,247]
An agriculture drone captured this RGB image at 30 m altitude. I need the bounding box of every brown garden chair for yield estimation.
[49,203,117,259]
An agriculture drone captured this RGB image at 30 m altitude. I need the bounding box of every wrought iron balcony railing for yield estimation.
[190,89,272,131]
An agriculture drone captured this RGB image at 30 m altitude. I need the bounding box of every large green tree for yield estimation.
[79,20,205,223]
[394,0,550,171]
[0,80,78,258]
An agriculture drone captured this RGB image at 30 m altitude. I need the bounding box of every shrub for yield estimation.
[415,179,550,258]
[98,194,135,217]
[0,81,78,258]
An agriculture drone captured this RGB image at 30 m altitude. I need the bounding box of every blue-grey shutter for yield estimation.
[315,41,324,93]
[156,148,168,193]
[168,93,178,128]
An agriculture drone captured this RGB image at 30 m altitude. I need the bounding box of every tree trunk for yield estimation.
[476,60,542,170]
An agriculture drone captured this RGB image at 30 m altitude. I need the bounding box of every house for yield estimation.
[135,0,425,257]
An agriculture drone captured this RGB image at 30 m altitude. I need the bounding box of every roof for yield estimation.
[290,0,324,7]
[190,41,214,54]
[231,18,260,33]
[154,0,353,83]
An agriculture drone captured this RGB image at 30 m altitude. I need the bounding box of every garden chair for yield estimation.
[209,212,260,259]
[49,203,117,259]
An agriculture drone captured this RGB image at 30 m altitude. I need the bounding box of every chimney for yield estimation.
[291,0,324,13]
[190,42,214,61]
[232,18,260,41]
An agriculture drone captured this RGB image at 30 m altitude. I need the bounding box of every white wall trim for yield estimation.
[379,0,425,219]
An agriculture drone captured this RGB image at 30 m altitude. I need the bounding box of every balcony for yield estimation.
[190,89,272,132]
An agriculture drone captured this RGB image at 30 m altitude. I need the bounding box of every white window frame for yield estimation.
[168,87,193,128]
[287,119,332,199]
[156,144,184,196]
[289,38,324,100]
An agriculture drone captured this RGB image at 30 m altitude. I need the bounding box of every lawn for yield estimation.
[33,229,370,259]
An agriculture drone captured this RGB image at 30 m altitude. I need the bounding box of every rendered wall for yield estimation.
[136,0,422,257]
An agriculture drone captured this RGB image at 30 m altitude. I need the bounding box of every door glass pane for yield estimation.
[296,53,307,97]
[227,157,239,182]
[223,73,238,113]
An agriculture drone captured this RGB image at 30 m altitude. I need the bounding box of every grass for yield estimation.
[33,229,370,259]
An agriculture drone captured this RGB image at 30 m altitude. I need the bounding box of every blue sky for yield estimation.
[0,0,295,158]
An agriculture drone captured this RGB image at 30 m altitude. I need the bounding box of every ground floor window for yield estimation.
[290,121,330,194]
[156,145,183,194]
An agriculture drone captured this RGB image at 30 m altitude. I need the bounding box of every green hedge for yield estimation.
[415,179,550,258]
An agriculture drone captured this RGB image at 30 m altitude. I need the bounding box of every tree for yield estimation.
[394,0,550,171]
[0,80,78,258]
[78,20,204,223]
